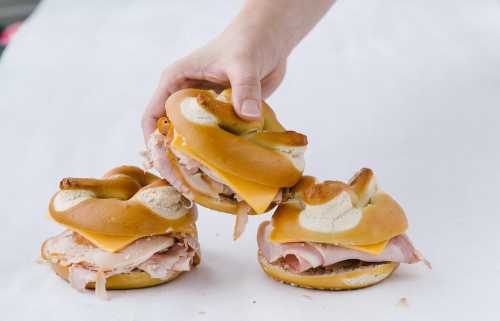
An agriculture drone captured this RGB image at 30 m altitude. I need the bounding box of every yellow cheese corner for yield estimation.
[69,228,140,252]
[171,134,279,213]
[48,212,142,252]
[342,239,389,255]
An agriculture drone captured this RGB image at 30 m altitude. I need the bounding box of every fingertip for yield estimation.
[238,99,262,120]
[141,116,157,144]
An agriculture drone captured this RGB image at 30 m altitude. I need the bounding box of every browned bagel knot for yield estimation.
[49,165,197,238]
[166,88,307,187]
[270,168,408,246]
[147,88,308,221]
[256,168,429,291]
[58,166,160,200]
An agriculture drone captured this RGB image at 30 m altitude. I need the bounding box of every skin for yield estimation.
[142,0,335,141]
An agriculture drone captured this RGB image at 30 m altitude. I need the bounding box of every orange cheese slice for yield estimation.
[342,239,389,255]
[171,133,279,213]
[48,212,145,252]
[67,228,139,252]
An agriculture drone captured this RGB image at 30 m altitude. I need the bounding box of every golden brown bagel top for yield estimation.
[165,88,307,188]
[270,168,408,246]
[49,166,196,237]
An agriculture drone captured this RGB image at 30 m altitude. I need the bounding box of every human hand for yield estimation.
[142,0,334,142]
[142,22,287,141]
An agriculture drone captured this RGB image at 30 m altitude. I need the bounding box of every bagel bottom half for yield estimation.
[258,252,399,290]
[192,192,240,214]
[51,263,183,290]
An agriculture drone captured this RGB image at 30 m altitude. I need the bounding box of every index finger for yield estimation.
[142,66,192,143]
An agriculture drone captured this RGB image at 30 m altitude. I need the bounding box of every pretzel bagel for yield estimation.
[166,88,306,186]
[270,168,408,246]
[49,165,197,238]
[258,252,399,290]
[147,88,308,217]
[49,262,183,290]
[42,166,200,297]
[257,168,428,290]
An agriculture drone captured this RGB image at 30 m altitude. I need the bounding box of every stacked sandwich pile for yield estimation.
[42,166,200,299]
[41,88,428,298]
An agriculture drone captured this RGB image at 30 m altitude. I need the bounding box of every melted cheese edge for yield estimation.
[48,212,162,252]
[342,239,389,255]
[171,134,279,213]
[48,212,139,252]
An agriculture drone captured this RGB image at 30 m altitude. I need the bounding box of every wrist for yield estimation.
[236,0,335,57]
[237,3,294,59]
[220,4,292,64]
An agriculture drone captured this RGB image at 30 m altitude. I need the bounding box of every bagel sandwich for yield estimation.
[257,168,430,290]
[144,88,307,238]
[41,166,200,299]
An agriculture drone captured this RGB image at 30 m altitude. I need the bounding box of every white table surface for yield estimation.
[1,0,499,320]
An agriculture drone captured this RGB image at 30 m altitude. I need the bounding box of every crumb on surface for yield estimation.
[397,297,409,307]
[302,294,312,300]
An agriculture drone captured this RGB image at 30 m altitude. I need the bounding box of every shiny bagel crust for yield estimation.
[165,88,307,187]
[258,252,399,290]
[50,262,183,290]
[49,166,197,237]
[270,168,408,246]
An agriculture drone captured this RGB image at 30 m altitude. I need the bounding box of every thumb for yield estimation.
[228,66,262,120]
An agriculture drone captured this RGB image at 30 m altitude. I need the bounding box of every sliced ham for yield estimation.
[258,222,429,273]
[310,234,421,267]
[281,243,323,272]
[257,221,283,263]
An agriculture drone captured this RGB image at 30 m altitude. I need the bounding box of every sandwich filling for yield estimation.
[42,230,200,298]
[145,130,283,213]
[257,222,429,274]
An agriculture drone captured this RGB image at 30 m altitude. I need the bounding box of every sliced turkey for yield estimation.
[146,131,192,196]
[43,230,199,294]
[258,222,429,273]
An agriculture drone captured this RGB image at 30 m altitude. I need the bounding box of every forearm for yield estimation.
[143,0,334,137]
[232,0,335,59]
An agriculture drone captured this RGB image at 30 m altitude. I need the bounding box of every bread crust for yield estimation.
[49,166,197,237]
[165,88,306,187]
[270,169,408,246]
[270,193,407,246]
[50,262,183,290]
[258,252,399,290]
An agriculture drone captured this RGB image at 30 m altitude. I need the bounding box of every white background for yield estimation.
[1,0,499,320]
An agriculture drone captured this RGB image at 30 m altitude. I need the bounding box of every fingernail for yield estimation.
[241,100,261,118]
